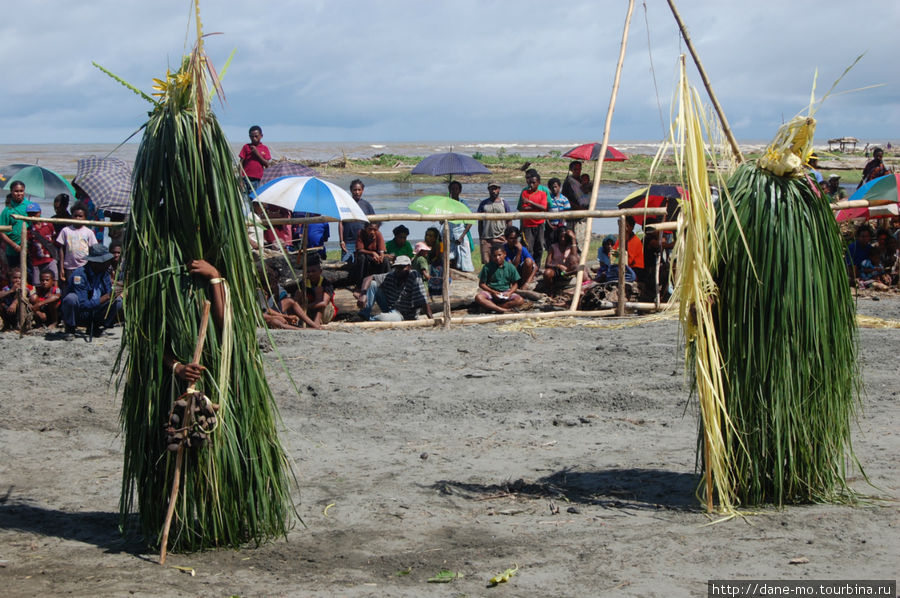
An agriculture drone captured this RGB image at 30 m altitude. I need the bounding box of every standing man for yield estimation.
[339,179,376,262]
[0,181,29,268]
[562,160,589,244]
[858,147,892,188]
[476,182,512,264]
[517,172,548,270]
[447,181,474,272]
[238,125,271,194]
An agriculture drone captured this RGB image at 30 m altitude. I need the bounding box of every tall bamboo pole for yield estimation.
[18,221,27,335]
[570,0,635,312]
[441,221,451,328]
[300,231,309,309]
[666,0,744,163]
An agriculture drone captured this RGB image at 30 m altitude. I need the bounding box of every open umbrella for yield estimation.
[409,195,471,224]
[617,184,686,225]
[253,176,369,222]
[410,152,491,177]
[835,173,900,222]
[260,160,319,185]
[73,157,133,214]
[1,163,76,201]
[563,143,628,162]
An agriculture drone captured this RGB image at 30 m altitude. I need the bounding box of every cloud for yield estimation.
[1,0,897,144]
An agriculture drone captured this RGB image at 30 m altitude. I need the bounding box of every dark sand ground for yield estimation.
[0,297,897,597]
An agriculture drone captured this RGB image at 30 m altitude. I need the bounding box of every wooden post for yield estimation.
[570,0,635,312]
[616,216,627,317]
[442,220,451,328]
[299,230,308,309]
[654,230,662,308]
[667,0,744,163]
[160,300,211,566]
[18,221,27,335]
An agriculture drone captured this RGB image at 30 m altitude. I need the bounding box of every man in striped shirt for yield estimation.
[357,255,433,321]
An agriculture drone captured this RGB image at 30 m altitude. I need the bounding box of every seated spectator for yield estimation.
[56,202,97,283]
[247,201,267,251]
[612,216,644,280]
[59,244,123,339]
[0,267,35,330]
[475,245,526,314]
[875,228,897,272]
[846,225,873,273]
[352,222,389,285]
[302,257,336,326]
[25,202,59,285]
[357,255,433,321]
[597,237,615,269]
[30,270,61,328]
[385,224,414,262]
[826,175,847,201]
[262,205,293,250]
[109,241,125,302]
[858,246,890,289]
[503,226,536,286]
[411,241,432,281]
[542,227,580,296]
[257,264,320,330]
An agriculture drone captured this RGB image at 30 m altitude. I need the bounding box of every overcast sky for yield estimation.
[1,0,897,145]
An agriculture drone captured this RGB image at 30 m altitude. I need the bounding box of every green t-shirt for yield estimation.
[479,260,521,292]
[0,201,30,257]
[385,239,414,258]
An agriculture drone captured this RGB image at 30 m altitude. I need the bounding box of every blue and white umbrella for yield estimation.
[253,176,369,222]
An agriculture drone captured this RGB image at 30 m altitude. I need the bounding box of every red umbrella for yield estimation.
[617,184,686,225]
[563,143,628,162]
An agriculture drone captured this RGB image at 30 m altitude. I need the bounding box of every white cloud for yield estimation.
[0,0,896,144]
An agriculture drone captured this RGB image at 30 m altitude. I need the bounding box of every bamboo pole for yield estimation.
[616,216,627,317]
[0,226,11,233]
[160,300,211,566]
[667,0,744,163]
[265,207,668,226]
[300,232,308,309]
[442,221,451,328]
[11,214,125,228]
[644,221,679,233]
[18,221,27,335]
[327,308,620,329]
[570,0,635,312]
[654,231,662,308]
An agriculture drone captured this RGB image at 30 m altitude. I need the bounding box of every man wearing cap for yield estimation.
[60,243,123,338]
[806,153,824,184]
[357,255,432,322]
[25,202,59,285]
[0,181,29,268]
[476,182,512,264]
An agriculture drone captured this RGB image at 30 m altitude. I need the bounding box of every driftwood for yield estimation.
[326,308,619,330]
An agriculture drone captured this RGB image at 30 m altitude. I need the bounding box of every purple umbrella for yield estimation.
[260,160,319,184]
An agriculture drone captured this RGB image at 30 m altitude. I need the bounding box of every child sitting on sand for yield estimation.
[858,247,890,290]
[257,265,321,330]
[302,257,336,326]
[542,227,580,296]
[56,202,97,283]
[474,245,526,314]
[30,270,61,328]
[0,267,35,330]
[503,226,536,286]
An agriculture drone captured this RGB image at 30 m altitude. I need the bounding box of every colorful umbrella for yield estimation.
[563,143,628,162]
[260,160,319,185]
[0,163,76,201]
[617,184,686,225]
[409,195,471,224]
[835,174,900,222]
[253,176,369,221]
[410,152,491,177]
[73,157,133,214]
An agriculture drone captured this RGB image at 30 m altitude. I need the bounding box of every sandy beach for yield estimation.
[0,296,897,597]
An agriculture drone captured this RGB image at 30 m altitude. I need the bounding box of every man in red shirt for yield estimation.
[517,172,548,269]
[238,125,271,193]
[612,215,644,276]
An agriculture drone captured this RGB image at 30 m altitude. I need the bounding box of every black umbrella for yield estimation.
[410,152,491,177]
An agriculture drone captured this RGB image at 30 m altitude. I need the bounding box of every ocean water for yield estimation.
[0,139,760,239]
